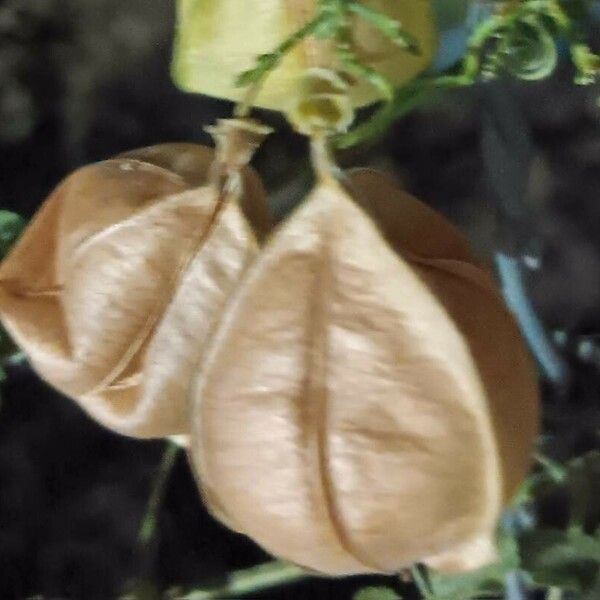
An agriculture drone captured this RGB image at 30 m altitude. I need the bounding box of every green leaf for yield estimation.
[429,565,506,600]
[0,325,19,363]
[236,15,326,87]
[339,51,394,101]
[181,561,307,600]
[0,210,24,259]
[353,587,401,600]
[536,453,568,484]
[521,451,600,530]
[347,2,420,54]
[565,451,600,530]
[571,43,600,85]
[335,73,471,149]
[519,527,600,593]
[582,573,600,600]
[530,0,571,31]
[335,32,394,101]
[236,54,280,88]
[501,18,558,81]
[0,212,23,363]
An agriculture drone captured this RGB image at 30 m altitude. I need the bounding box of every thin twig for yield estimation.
[505,570,529,600]
[138,440,180,547]
[410,565,433,600]
[179,561,309,600]
[495,253,569,385]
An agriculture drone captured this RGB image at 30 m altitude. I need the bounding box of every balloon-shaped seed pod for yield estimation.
[0,121,272,438]
[189,173,539,576]
[172,0,437,111]
[345,169,539,518]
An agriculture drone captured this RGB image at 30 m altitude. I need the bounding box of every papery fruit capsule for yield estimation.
[189,172,538,575]
[0,128,271,438]
[172,0,437,111]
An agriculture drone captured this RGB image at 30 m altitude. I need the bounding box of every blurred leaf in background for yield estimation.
[426,451,600,599]
[353,586,401,600]
[520,527,600,594]
[0,210,25,378]
[0,210,24,259]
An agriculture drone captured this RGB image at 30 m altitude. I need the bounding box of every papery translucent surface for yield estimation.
[0,144,270,437]
[346,170,540,507]
[172,0,436,110]
[190,175,537,575]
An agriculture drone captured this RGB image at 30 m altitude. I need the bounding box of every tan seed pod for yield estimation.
[189,174,539,575]
[0,130,271,438]
[172,0,437,111]
[345,169,539,505]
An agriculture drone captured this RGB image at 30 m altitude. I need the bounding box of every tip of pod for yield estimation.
[423,534,498,573]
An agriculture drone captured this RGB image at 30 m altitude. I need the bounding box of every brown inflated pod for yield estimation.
[345,170,539,524]
[188,171,539,575]
[0,120,272,438]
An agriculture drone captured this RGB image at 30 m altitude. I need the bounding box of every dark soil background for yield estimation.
[0,1,599,599]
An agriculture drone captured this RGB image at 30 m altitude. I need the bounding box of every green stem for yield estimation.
[180,561,309,599]
[336,72,470,149]
[138,440,180,547]
[411,565,434,600]
[335,8,511,149]
[534,452,567,483]
[335,80,428,148]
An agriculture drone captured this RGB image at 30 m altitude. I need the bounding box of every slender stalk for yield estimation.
[179,561,309,600]
[234,13,327,118]
[505,570,528,600]
[234,83,262,119]
[410,565,433,600]
[138,440,180,547]
[495,253,569,385]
